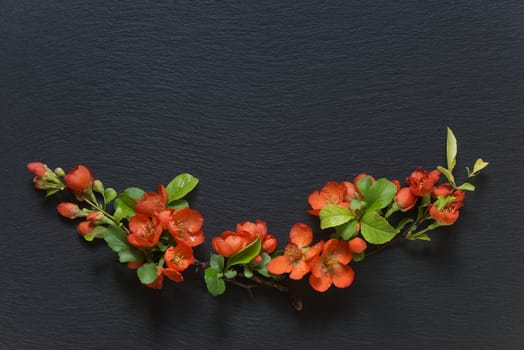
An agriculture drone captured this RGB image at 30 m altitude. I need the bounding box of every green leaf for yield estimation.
[103,225,144,263]
[90,226,107,239]
[204,268,226,296]
[395,217,413,232]
[319,204,354,229]
[113,207,124,223]
[356,176,373,198]
[349,199,366,211]
[210,254,224,272]
[166,199,189,210]
[456,182,475,191]
[45,188,61,197]
[473,158,489,173]
[103,188,117,203]
[352,252,365,262]
[243,266,254,278]
[447,127,457,171]
[224,269,237,279]
[416,233,431,241]
[437,166,456,186]
[363,178,398,211]
[166,173,199,202]
[137,262,158,284]
[225,237,261,270]
[113,188,144,220]
[360,211,399,244]
[336,220,358,240]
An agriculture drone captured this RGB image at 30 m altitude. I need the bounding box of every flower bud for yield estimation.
[349,237,367,254]
[77,221,95,236]
[252,254,263,264]
[93,179,104,193]
[64,165,94,193]
[395,187,418,211]
[262,234,278,254]
[56,202,85,219]
[54,167,65,177]
[27,162,49,177]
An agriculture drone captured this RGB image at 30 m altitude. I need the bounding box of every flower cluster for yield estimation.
[28,128,488,310]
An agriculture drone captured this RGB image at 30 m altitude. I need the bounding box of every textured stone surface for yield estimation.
[2,1,524,348]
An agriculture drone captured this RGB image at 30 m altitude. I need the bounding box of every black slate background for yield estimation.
[2,1,524,349]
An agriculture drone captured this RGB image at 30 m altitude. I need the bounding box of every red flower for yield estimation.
[134,184,168,216]
[308,181,351,216]
[237,220,277,254]
[164,243,194,272]
[309,239,354,292]
[56,202,84,219]
[127,214,162,247]
[429,201,464,225]
[267,223,323,280]
[348,237,367,254]
[406,167,440,196]
[77,221,95,236]
[395,187,418,211]
[64,165,93,193]
[212,230,253,257]
[167,207,204,247]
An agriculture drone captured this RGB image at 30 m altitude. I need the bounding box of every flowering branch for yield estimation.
[27,128,488,310]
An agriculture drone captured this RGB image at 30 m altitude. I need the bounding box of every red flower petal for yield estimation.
[267,255,293,275]
[331,263,355,288]
[289,260,310,280]
[309,273,332,292]
[289,223,313,248]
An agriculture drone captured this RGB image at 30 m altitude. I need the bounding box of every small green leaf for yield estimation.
[210,254,224,272]
[456,182,475,191]
[83,234,94,242]
[137,262,158,284]
[472,158,489,175]
[349,199,366,211]
[447,127,457,172]
[466,166,472,177]
[166,173,199,202]
[356,176,373,198]
[103,188,117,203]
[90,226,107,239]
[437,166,456,186]
[416,233,431,241]
[243,266,254,278]
[360,211,399,244]
[224,269,237,279]
[45,188,61,197]
[352,252,365,262]
[225,237,261,270]
[166,199,189,210]
[363,178,398,211]
[124,187,146,199]
[113,188,144,220]
[204,268,226,296]
[395,217,413,232]
[319,204,354,229]
[336,220,358,240]
[103,225,144,263]
[113,207,124,223]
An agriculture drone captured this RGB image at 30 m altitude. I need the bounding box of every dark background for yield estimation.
[2,1,523,349]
